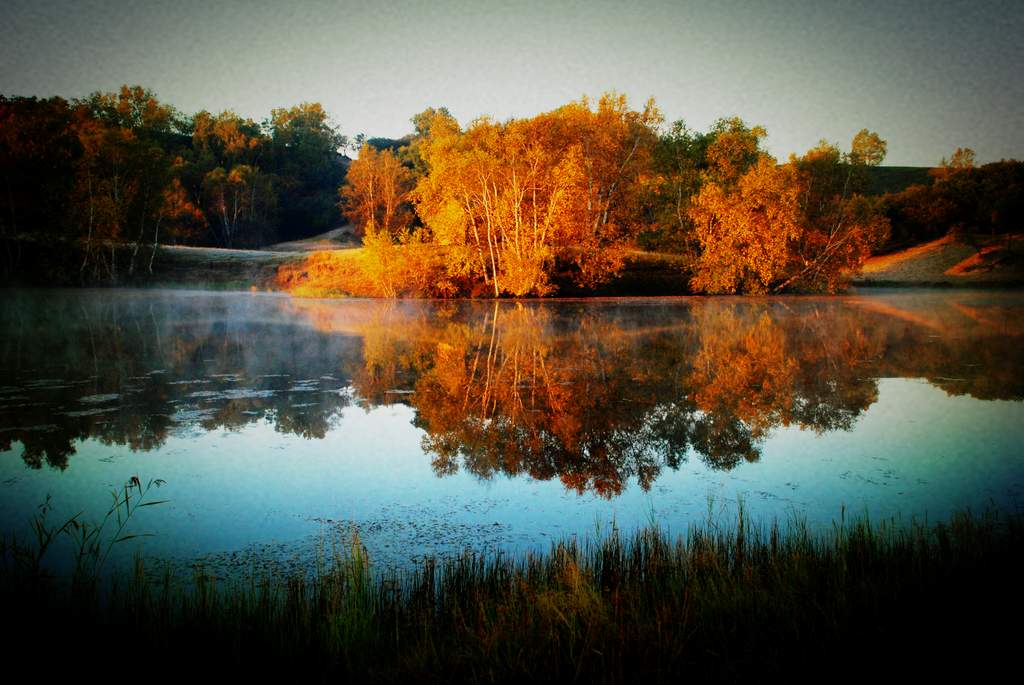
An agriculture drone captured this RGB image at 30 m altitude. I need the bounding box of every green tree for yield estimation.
[645,120,711,253]
[188,110,275,247]
[778,130,890,292]
[268,103,348,240]
[0,96,81,275]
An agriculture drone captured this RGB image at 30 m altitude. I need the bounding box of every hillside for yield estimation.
[855,233,1023,287]
[866,166,934,194]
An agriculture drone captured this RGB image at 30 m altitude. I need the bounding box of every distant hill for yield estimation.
[865,166,934,195]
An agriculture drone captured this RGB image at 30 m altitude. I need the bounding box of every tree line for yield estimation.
[0,86,347,280]
[3,86,1020,293]
[882,147,1024,250]
[340,96,899,295]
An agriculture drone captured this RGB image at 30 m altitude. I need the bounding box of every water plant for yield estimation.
[3,491,1020,682]
[1,475,167,597]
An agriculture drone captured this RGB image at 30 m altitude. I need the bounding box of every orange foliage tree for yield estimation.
[338,142,436,297]
[704,117,767,184]
[690,155,802,293]
[689,127,890,293]
[72,86,180,277]
[340,143,415,238]
[413,93,661,296]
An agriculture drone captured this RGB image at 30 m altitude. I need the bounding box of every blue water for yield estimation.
[2,289,1022,573]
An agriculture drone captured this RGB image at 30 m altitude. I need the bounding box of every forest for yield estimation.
[2,86,1021,295]
[0,86,346,280]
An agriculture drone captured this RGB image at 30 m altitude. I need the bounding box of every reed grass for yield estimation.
[3,495,1020,682]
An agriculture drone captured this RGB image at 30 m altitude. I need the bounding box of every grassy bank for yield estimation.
[3,235,693,296]
[0,235,304,289]
[274,245,695,298]
[4,495,1020,682]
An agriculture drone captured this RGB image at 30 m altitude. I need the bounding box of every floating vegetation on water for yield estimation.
[77,393,120,404]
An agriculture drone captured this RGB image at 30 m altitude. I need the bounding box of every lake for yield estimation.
[1,288,1022,575]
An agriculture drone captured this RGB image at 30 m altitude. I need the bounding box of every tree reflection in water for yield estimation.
[1,291,1021,497]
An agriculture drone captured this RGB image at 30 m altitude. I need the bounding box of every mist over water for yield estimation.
[1,288,1022,572]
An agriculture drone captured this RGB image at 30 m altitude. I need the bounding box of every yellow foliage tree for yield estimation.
[690,129,890,294]
[704,117,767,184]
[413,93,661,296]
[690,155,802,293]
[340,143,414,238]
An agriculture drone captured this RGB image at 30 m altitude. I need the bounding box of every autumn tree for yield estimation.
[550,94,663,287]
[704,117,768,184]
[687,117,795,293]
[340,143,414,238]
[690,154,802,293]
[779,130,890,292]
[201,165,269,247]
[413,114,575,295]
[187,110,276,247]
[336,142,435,297]
[73,86,185,277]
[403,106,457,175]
[154,176,204,253]
[413,93,662,296]
[935,146,976,178]
[689,127,889,293]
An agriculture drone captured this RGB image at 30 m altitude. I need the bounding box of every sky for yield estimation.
[1,0,1022,166]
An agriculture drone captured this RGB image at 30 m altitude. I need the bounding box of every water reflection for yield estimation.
[1,290,1022,497]
[0,291,356,469]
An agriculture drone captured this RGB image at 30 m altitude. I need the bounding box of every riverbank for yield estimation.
[267,231,1024,295]
[4,503,1020,682]
[0,234,695,295]
[3,231,1021,295]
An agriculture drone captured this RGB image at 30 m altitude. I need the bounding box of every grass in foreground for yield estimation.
[3,496,1021,683]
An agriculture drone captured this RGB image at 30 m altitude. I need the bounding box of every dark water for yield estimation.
[1,289,1022,572]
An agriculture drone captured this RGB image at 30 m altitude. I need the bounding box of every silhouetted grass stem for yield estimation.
[4,505,1020,682]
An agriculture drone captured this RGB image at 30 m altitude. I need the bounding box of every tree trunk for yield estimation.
[149,214,162,273]
[129,186,149,276]
[81,175,95,279]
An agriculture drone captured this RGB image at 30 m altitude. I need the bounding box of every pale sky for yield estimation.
[2,0,1022,166]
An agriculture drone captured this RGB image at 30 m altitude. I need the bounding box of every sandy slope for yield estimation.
[855,234,1022,286]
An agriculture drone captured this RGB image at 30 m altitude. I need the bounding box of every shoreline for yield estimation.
[3,233,1022,296]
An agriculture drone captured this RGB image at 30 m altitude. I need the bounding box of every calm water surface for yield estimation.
[2,289,1022,572]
